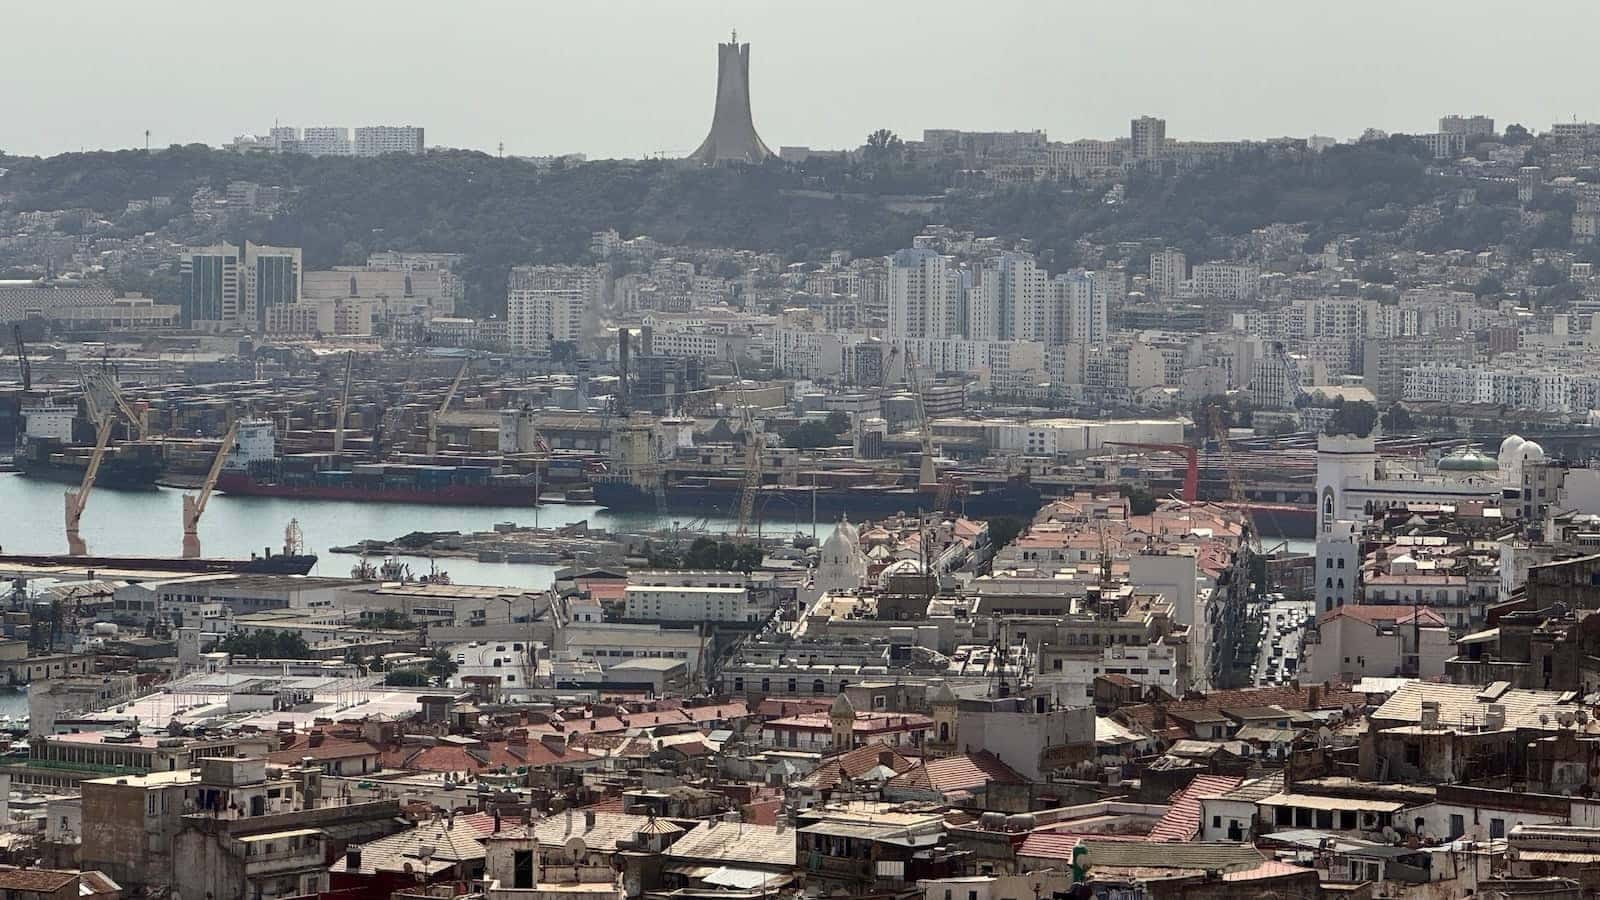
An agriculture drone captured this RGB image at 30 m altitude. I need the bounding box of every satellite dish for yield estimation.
[564,836,588,857]
[1382,826,1398,843]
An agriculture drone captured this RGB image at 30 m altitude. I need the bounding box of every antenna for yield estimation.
[144,129,150,152]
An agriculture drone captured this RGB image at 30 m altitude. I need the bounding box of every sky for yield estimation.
[7,1,1600,159]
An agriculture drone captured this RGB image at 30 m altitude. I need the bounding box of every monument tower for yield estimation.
[689,31,773,165]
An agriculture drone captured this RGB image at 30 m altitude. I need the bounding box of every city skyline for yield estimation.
[7,0,1600,159]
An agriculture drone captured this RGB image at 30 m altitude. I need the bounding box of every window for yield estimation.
[1449,814,1465,839]
[1212,816,1221,828]
[1491,818,1505,839]
[513,850,535,889]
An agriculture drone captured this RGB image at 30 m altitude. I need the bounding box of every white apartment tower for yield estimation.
[1150,248,1187,297]
[354,126,425,156]
[300,127,352,156]
[1055,270,1108,344]
[506,265,599,351]
[887,248,961,339]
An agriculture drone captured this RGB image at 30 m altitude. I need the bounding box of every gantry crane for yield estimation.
[332,351,354,456]
[181,419,240,558]
[426,358,471,458]
[12,325,29,392]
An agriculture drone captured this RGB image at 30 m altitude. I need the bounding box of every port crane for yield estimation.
[12,325,29,392]
[332,351,354,456]
[426,358,471,458]
[731,363,763,539]
[181,419,240,558]
[85,369,149,440]
[64,379,116,557]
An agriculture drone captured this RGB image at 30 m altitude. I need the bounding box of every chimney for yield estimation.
[540,733,567,754]
[1307,684,1322,709]
[1485,703,1506,731]
[309,732,325,748]
[493,810,502,833]
[346,847,362,871]
[878,750,894,768]
[584,809,596,831]
[1421,700,1440,731]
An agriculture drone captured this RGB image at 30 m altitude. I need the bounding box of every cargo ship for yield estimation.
[213,418,540,507]
[13,437,163,490]
[217,460,540,506]
[0,550,317,575]
[591,472,1042,520]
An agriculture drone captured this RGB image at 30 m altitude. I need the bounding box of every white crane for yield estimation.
[182,419,240,558]
[426,358,471,458]
[64,414,114,557]
[332,351,354,456]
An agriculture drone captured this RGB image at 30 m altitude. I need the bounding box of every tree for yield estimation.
[425,650,458,683]
[783,420,840,449]
[384,669,429,687]
[1323,401,1379,438]
[1381,404,1415,433]
[1503,123,1533,145]
[368,609,415,630]
[221,629,312,659]
[987,517,1025,551]
[864,129,904,162]
[824,411,851,434]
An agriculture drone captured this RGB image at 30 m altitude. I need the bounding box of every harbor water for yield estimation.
[0,472,786,589]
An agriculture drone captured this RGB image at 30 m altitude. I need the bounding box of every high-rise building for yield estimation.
[506,266,599,351]
[178,244,241,327]
[268,126,300,153]
[354,126,425,156]
[1055,270,1108,344]
[243,243,301,329]
[301,127,352,156]
[1438,114,1495,137]
[689,34,773,165]
[1149,248,1187,298]
[1130,116,1167,160]
[886,249,960,340]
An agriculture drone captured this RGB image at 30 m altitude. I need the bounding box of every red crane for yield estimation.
[1103,442,1198,503]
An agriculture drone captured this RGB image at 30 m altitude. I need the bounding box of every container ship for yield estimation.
[217,459,540,506]
[591,472,1042,519]
[13,437,163,490]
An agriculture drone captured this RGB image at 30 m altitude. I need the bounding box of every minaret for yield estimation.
[689,32,774,165]
[829,692,856,751]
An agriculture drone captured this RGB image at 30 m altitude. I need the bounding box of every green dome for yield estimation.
[1438,448,1499,472]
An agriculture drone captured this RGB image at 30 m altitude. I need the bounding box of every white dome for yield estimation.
[1518,441,1546,465]
[1498,434,1526,468]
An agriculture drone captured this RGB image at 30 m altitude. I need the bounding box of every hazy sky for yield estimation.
[7,1,1600,159]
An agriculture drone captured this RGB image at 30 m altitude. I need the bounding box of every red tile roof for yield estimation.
[889,751,1025,794]
[1222,860,1316,882]
[1319,604,1448,627]
[380,739,595,773]
[1146,774,1244,842]
[800,742,915,790]
[1115,683,1362,735]
[1018,831,1143,861]
[267,734,380,764]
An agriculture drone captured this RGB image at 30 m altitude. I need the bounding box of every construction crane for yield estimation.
[12,325,29,392]
[1104,441,1198,503]
[426,357,471,458]
[1210,408,1262,554]
[731,361,763,539]
[64,413,114,557]
[903,354,939,490]
[181,419,240,558]
[332,351,354,456]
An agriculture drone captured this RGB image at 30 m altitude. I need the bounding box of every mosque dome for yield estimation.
[1438,447,1500,473]
[1498,434,1526,469]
